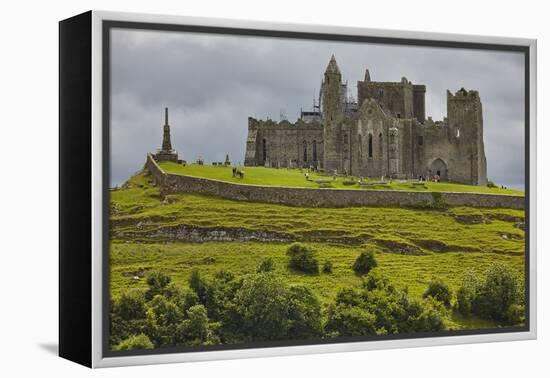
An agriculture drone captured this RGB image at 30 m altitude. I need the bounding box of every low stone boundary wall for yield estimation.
[145,154,524,210]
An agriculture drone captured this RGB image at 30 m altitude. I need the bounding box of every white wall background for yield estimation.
[0,0,547,376]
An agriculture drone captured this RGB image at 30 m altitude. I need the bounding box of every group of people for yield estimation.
[417,174,441,183]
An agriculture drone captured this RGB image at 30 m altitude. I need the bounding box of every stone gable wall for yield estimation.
[145,154,524,210]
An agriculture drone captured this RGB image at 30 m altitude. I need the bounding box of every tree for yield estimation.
[287,285,323,339]
[189,268,208,304]
[113,334,154,351]
[176,305,213,345]
[473,263,520,321]
[286,243,319,274]
[423,278,452,307]
[456,270,480,316]
[353,250,377,276]
[325,305,377,336]
[145,270,172,300]
[232,273,290,341]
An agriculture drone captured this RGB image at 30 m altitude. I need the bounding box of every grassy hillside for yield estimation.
[110,171,525,330]
[158,162,524,196]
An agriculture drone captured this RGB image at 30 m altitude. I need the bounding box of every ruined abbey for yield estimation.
[244,55,487,185]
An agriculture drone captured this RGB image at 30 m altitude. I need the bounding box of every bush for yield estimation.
[322,260,333,274]
[353,250,377,276]
[114,334,154,351]
[232,273,291,341]
[286,243,319,274]
[487,180,497,188]
[505,303,525,325]
[363,269,391,291]
[145,270,172,300]
[257,257,276,273]
[113,289,147,320]
[189,268,208,303]
[423,278,452,307]
[287,286,323,339]
[456,264,522,321]
[325,304,377,336]
[473,263,520,321]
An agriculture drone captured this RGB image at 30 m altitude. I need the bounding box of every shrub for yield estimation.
[505,303,525,325]
[363,269,391,291]
[189,268,208,303]
[487,180,497,188]
[145,270,172,300]
[423,278,452,307]
[177,305,210,344]
[325,304,377,336]
[257,257,276,273]
[322,260,333,274]
[408,297,448,332]
[113,289,147,320]
[456,264,521,322]
[353,250,377,276]
[232,273,290,341]
[113,334,154,351]
[286,243,319,274]
[287,285,323,339]
[473,263,520,321]
[456,270,480,316]
[342,180,356,186]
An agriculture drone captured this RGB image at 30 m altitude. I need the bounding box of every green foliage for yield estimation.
[325,305,377,336]
[456,264,522,322]
[189,268,208,303]
[257,257,276,273]
[322,260,333,274]
[505,304,525,325]
[487,180,497,188]
[456,270,481,316]
[473,263,520,321]
[231,273,290,341]
[429,192,448,209]
[326,271,447,336]
[353,250,377,276]
[145,270,171,300]
[363,269,391,291]
[286,243,319,274]
[423,278,452,307]
[113,334,154,351]
[287,285,323,339]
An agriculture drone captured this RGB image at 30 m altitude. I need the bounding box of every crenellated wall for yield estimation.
[145,154,523,210]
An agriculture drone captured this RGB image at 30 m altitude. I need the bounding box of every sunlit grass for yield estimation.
[158,162,524,196]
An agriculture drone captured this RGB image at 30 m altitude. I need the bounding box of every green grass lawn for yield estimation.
[110,172,525,331]
[158,162,524,196]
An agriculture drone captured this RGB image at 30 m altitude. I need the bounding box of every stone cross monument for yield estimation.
[154,107,179,163]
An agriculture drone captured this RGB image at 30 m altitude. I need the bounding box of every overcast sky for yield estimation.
[110,28,525,189]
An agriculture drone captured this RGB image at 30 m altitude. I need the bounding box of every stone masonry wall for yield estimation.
[145,154,524,210]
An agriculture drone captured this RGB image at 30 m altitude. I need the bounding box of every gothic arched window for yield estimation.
[368,134,373,158]
[303,140,308,162]
[378,133,383,157]
[262,138,267,162]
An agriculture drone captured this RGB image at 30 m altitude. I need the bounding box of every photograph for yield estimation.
[106,25,527,354]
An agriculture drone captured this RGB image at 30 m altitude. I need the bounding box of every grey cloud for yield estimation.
[110,28,526,189]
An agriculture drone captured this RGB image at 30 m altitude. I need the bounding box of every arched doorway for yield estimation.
[430,158,448,181]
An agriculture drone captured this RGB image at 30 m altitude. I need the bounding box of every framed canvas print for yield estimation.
[59,10,537,368]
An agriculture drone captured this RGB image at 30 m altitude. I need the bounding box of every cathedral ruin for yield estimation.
[244,55,487,185]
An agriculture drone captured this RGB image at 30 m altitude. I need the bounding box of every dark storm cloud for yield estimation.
[110,28,525,189]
